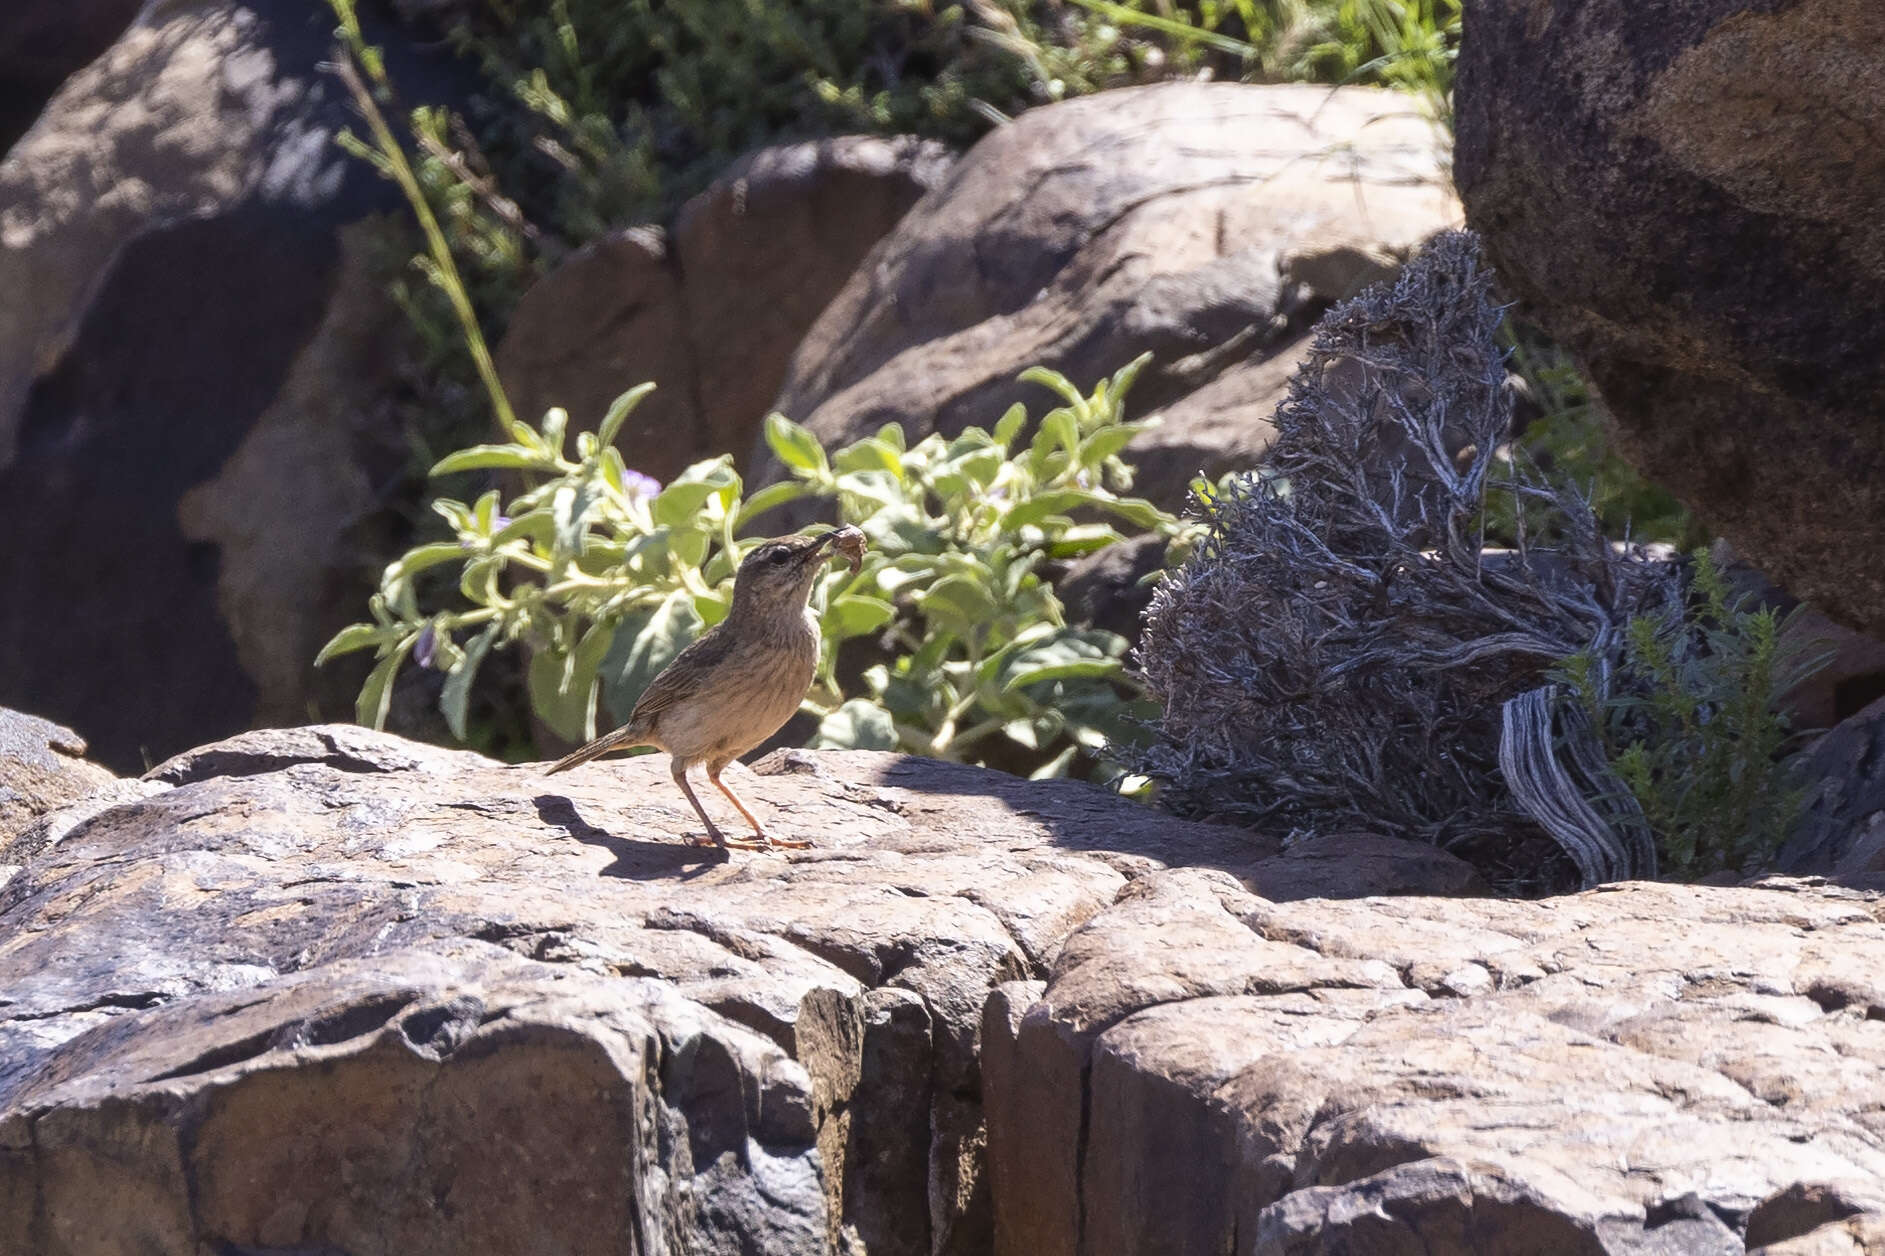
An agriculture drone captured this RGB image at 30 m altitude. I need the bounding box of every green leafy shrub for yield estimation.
[1555,550,1823,878]
[1073,0,1461,113]
[318,358,1181,777]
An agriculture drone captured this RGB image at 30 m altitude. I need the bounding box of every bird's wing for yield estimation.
[627,622,734,725]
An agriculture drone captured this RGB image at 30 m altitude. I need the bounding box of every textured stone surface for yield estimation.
[985,869,1885,1255]
[0,706,120,863]
[755,81,1460,511]
[0,728,1298,1255]
[497,136,951,482]
[1455,0,1885,637]
[0,0,463,769]
[10,721,1883,1252]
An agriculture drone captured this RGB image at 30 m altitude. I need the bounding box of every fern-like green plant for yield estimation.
[1557,550,1824,878]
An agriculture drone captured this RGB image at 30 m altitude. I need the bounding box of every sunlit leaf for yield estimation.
[356,638,413,731]
[432,444,550,476]
[764,413,829,477]
[597,382,657,448]
[439,622,500,741]
[823,594,896,640]
[813,698,899,750]
[316,623,386,665]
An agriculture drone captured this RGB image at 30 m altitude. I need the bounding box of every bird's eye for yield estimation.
[766,547,792,565]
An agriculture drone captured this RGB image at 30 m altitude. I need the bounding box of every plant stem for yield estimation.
[325,4,519,434]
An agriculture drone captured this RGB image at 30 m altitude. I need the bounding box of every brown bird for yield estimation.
[546,527,865,851]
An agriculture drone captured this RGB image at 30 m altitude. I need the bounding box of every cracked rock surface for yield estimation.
[0,725,1319,1255]
[11,723,1876,1254]
[985,868,1885,1255]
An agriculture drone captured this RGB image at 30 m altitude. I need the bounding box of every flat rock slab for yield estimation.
[0,725,1289,1255]
[986,868,1885,1255]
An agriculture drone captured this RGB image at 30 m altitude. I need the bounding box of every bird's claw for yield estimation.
[687,829,766,852]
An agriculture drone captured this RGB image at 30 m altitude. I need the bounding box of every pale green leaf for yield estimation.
[316,622,386,666]
[356,640,412,731]
[598,383,657,448]
[813,699,899,750]
[431,444,550,476]
[734,479,813,529]
[765,413,829,477]
[822,594,896,640]
[439,622,500,741]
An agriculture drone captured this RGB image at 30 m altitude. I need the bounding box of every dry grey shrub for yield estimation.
[1134,231,1681,887]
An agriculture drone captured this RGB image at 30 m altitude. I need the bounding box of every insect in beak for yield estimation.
[817,525,867,574]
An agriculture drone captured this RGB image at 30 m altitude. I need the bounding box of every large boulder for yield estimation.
[985,869,1885,1255]
[495,136,952,482]
[752,81,1460,509]
[0,726,1489,1254]
[1455,0,1885,636]
[9,724,1880,1253]
[0,1,465,770]
[0,730,1244,1255]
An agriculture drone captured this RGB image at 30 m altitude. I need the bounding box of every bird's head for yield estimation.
[729,527,865,613]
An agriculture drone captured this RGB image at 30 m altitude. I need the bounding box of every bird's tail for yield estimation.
[545,724,652,775]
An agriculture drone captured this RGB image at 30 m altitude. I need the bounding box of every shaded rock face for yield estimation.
[985,870,1885,1255]
[1455,0,1885,637]
[754,81,1460,510]
[1782,694,1885,887]
[0,1,466,770]
[0,0,141,157]
[496,136,952,483]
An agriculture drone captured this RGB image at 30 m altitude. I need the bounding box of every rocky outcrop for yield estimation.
[3,720,1885,1244]
[496,136,952,482]
[0,728,1277,1254]
[985,869,1885,1255]
[6,723,1881,1253]
[0,0,467,770]
[0,724,1493,1254]
[754,81,1460,510]
[1455,0,1885,637]
[0,707,143,871]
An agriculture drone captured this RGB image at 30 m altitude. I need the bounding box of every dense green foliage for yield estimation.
[1556,551,1821,878]
[318,359,1184,777]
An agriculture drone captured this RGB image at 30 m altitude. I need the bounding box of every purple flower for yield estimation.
[622,470,661,500]
[460,516,510,549]
[414,624,438,669]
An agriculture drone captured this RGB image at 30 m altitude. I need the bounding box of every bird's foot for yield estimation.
[757,829,813,850]
[686,828,765,852]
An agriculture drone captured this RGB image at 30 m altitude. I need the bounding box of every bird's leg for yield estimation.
[672,759,764,851]
[708,760,811,850]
